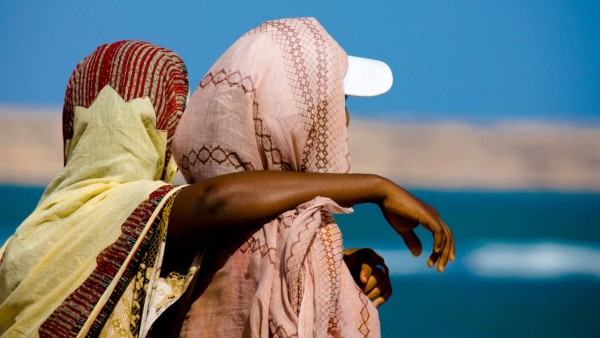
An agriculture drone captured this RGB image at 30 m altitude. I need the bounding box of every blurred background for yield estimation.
[1,1,599,337]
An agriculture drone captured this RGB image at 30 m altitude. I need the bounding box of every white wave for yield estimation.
[374,241,600,279]
[463,241,600,279]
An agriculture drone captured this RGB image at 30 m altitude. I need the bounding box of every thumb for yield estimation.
[400,230,423,257]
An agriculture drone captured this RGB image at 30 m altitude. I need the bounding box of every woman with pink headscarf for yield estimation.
[173,18,454,337]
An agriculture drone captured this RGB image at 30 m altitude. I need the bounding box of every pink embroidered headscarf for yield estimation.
[173,18,380,337]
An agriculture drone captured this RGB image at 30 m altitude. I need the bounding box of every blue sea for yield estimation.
[2,186,599,337]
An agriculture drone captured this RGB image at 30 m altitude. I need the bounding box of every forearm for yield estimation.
[168,170,454,272]
[169,171,390,239]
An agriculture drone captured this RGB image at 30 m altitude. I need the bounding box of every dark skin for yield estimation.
[168,171,455,276]
[343,247,391,307]
[340,107,394,305]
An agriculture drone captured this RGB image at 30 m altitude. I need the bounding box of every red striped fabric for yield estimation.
[39,185,174,337]
[62,40,188,179]
[38,40,188,337]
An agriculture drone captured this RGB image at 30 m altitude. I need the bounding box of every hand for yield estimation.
[343,248,392,308]
[378,182,455,272]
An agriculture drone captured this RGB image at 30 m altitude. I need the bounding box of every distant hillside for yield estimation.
[2,107,600,191]
[348,119,600,191]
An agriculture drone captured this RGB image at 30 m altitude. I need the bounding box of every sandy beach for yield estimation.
[2,107,599,191]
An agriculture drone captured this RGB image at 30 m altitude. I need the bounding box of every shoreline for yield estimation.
[347,119,600,191]
[2,108,600,191]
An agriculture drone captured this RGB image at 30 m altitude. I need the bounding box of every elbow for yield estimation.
[193,181,229,228]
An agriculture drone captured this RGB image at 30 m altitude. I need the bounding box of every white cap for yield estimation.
[343,56,393,97]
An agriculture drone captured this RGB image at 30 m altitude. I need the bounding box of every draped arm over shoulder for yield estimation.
[169,171,455,272]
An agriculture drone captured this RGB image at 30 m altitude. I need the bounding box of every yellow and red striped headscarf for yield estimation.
[0,40,189,337]
[62,40,188,179]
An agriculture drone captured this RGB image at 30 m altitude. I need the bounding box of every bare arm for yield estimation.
[169,171,455,271]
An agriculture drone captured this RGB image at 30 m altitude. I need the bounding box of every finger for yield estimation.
[367,278,391,299]
[434,224,453,271]
[373,287,392,308]
[437,221,455,264]
[360,263,373,284]
[427,250,440,268]
[445,221,456,261]
[400,230,422,256]
[366,285,382,300]
[367,285,381,300]
[373,289,392,308]
[363,272,380,293]
[428,229,445,268]
[437,231,453,272]
[364,263,389,293]
[432,228,444,254]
